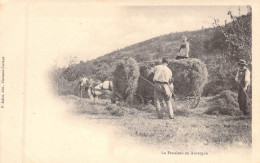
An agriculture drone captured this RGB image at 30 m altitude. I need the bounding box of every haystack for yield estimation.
[138,61,160,102]
[168,58,208,96]
[138,58,208,101]
[204,90,241,116]
[113,57,140,104]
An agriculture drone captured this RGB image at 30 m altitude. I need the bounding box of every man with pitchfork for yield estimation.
[149,58,174,119]
[235,59,251,115]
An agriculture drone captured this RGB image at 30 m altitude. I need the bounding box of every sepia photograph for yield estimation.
[0,1,259,163]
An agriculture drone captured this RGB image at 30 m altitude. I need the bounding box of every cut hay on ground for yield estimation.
[113,57,140,104]
[204,90,241,116]
[138,58,208,101]
[202,80,225,97]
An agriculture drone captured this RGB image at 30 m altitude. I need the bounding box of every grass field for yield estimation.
[61,95,251,153]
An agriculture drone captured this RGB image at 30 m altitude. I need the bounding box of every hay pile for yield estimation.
[138,58,208,100]
[168,58,208,96]
[105,103,140,116]
[202,80,225,96]
[138,61,160,103]
[113,57,140,104]
[204,90,241,116]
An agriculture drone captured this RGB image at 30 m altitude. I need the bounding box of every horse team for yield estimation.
[78,76,114,103]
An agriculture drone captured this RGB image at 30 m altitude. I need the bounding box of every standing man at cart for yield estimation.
[235,59,251,115]
[149,58,174,119]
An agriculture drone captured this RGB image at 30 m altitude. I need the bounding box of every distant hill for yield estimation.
[63,27,216,81]
[52,12,251,97]
[97,28,214,61]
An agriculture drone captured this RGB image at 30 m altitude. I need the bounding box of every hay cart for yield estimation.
[112,58,208,108]
[137,59,208,109]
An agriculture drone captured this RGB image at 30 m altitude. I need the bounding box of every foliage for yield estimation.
[113,57,140,104]
[213,8,252,62]
[49,66,91,98]
[91,61,113,81]
[202,8,252,95]
[60,56,80,82]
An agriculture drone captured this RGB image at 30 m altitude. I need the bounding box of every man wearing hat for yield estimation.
[176,35,189,60]
[235,59,251,115]
[148,58,174,119]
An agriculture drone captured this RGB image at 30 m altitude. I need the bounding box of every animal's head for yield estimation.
[84,77,95,87]
[79,77,88,87]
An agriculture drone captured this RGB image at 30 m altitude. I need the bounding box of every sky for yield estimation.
[0,2,249,67]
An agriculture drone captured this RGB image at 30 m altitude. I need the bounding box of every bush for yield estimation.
[204,90,241,116]
[113,57,140,104]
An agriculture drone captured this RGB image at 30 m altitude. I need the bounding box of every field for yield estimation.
[61,95,252,153]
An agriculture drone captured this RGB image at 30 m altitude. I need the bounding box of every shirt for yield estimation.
[151,64,172,83]
[235,67,250,84]
[178,41,189,57]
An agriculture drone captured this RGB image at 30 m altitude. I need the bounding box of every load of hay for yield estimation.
[204,90,241,116]
[112,57,140,104]
[138,58,208,101]
[138,61,160,103]
[168,58,208,96]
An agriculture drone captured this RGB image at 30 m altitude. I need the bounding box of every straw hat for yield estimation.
[238,59,247,66]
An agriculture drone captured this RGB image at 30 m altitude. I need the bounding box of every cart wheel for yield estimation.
[190,92,201,109]
[133,93,144,105]
[173,91,201,109]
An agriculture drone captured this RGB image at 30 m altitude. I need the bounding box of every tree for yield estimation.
[61,56,80,82]
[213,7,252,63]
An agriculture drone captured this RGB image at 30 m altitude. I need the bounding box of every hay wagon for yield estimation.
[112,58,208,108]
[138,59,208,108]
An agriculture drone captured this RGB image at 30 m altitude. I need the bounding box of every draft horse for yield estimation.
[85,78,114,103]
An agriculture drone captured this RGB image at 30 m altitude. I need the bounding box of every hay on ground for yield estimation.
[202,80,225,97]
[204,90,241,116]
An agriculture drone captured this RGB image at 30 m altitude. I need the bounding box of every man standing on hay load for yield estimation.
[176,35,189,60]
[235,59,251,115]
[149,58,174,119]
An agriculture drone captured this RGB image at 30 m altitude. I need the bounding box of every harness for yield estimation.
[90,81,113,97]
[108,81,113,91]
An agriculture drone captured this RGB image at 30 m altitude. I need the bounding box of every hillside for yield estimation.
[97,28,213,62]
[63,28,215,82]
[53,11,251,98]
